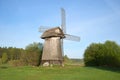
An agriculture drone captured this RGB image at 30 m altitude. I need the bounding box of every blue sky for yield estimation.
[0,0,120,58]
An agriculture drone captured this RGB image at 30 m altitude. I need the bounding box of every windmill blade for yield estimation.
[39,26,52,32]
[61,39,64,60]
[61,8,66,34]
[61,8,66,59]
[65,34,80,42]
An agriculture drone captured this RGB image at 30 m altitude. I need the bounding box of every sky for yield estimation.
[0,0,120,59]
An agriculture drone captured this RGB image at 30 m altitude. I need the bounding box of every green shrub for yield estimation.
[0,58,2,65]
[8,60,26,67]
[1,53,8,64]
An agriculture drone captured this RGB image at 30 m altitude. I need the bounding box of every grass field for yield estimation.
[0,65,120,80]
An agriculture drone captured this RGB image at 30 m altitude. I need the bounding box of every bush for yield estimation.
[8,60,25,67]
[0,58,2,65]
[1,53,8,64]
[84,41,120,67]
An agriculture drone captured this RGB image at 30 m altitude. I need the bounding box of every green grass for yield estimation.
[0,65,120,80]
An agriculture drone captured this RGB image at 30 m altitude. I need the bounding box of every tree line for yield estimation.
[0,42,71,67]
[1,40,120,67]
[0,42,43,66]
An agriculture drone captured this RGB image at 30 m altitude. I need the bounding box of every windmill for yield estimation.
[39,8,80,66]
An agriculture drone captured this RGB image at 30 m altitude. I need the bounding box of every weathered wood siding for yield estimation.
[41,37,63,65]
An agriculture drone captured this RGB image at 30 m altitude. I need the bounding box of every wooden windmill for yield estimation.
[39,8,80,66]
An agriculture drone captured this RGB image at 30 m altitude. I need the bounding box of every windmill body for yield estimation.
[41,27,65,66]
[39,8,80,66]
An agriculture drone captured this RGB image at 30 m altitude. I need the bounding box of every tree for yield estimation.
[7,47,21,60]
[21,42,43,66]
[84,40,120,67]
[2,53,8,64]
[103,41,120,67]
[84,43,101,66]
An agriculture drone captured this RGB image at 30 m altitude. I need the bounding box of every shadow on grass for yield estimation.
[0,64,9,69]
[87,66,120,73]
[0,66,8,69]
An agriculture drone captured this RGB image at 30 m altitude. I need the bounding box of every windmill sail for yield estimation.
[65,34,80,41]
[61,8,66,34]
[61,8,66,59]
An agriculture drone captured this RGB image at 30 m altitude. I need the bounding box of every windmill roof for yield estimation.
[41,27,65,39]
